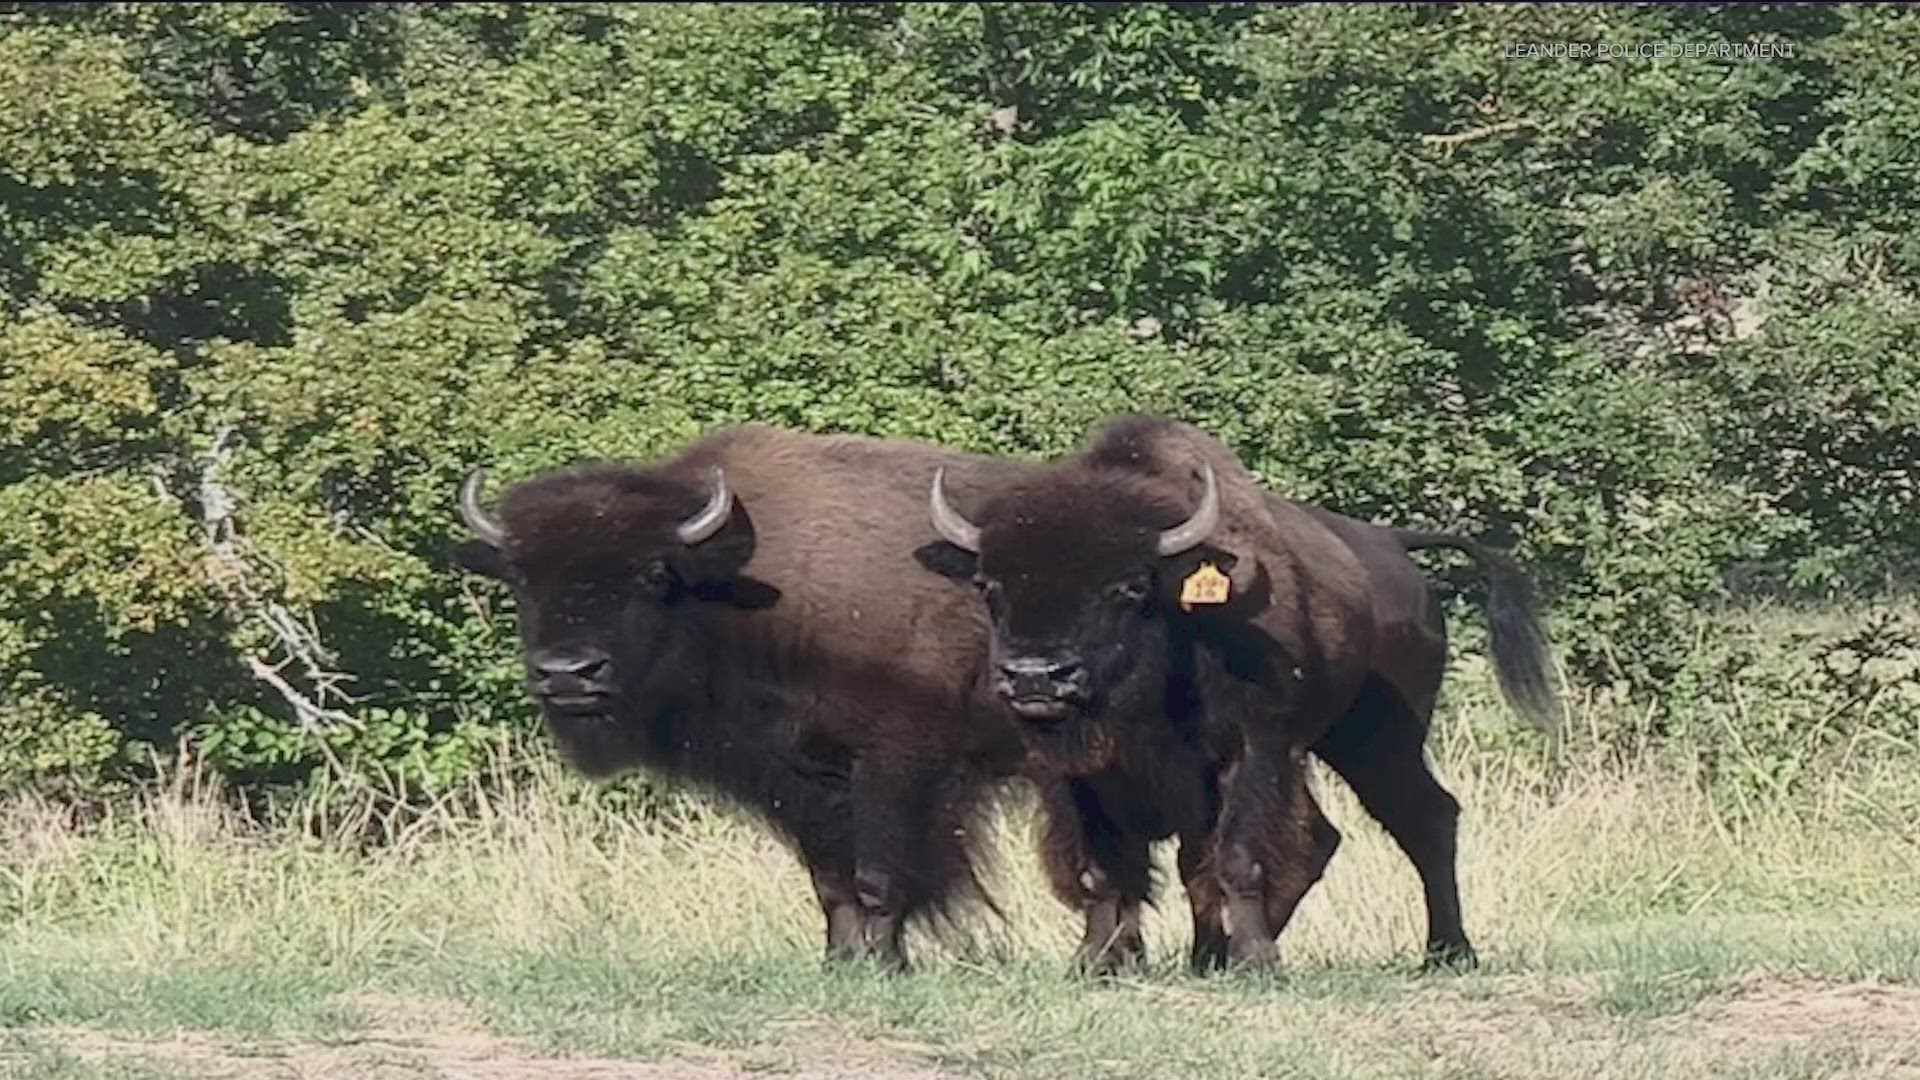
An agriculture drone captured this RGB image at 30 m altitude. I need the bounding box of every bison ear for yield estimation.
[1156,545,1239,602]
[1160,545,1273,621]
[692,574,782,610]
[673,501,756,587]
[913,540,978,581]
[1161,545,1237,579]
[451,539,507,579]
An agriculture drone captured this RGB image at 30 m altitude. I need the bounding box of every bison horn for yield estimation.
[928,468,981,553]
[676,466,733,545]
[1155,463,1219,556]
[459,468,508,548]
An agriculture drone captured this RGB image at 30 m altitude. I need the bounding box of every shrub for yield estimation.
[1,3,1914,795]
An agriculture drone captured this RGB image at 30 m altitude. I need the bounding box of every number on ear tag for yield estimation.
[1179,561,1231,611]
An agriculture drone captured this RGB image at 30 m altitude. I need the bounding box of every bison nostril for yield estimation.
[997,657,1045,680]
[532,648,612,682]
[997,656,1086,692]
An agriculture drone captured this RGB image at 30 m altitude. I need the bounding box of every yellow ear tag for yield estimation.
[1179,561,1231,611]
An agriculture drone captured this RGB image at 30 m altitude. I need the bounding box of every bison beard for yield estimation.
[924,415,1560,974]
[450,424,1037,971]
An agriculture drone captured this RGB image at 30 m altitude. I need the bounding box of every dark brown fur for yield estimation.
[925,415,1559,972]
[453,424,1040,969]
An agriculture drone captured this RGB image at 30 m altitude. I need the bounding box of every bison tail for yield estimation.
[1393,529,1562,733]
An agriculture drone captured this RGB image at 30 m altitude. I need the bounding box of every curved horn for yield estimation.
[675,466,733,545]
[928,468,981,553]
[1155,463,1219,556]
[459,469,507,548]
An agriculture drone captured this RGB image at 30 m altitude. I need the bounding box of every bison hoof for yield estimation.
[1225,936,1280,971]
[870,947,911,975]
[1189,940,1229,975]
[1420,940,1478,974]
[824,937,910,974]
[1075,936,1145,978]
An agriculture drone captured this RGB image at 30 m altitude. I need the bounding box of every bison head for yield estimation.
[925,464,1225,768]
[451,463,754,772]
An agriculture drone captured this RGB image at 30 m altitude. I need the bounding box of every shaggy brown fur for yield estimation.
[922,415,1559,973]
[453,424,1040,970]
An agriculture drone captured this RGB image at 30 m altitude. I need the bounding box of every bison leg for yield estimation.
[852,864,909,971]
[1177,827,1228,973]
[849,756,947,972]
[1261,773,1340,939]
[1078,880,1146,976]
[1037,777,1149,974]
[1214,745,1326,971]
[1315,682,1476,971]
[1217,845,1278,968]
[787,811,871,964]
[806,863,868,963]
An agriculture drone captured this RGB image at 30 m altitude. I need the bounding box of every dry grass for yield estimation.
[1,684,1917,1079]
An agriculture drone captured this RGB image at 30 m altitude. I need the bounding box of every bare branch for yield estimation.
[244,657,355,732]
[1420,118,1539,153]
[177,424,364,744]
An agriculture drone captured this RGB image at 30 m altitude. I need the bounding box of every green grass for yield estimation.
[0,1034,186,1080]
[2,679,1918,1079]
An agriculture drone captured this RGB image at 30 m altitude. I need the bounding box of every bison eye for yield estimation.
[637,560,678,597]
[972,577,1003,610]
[1108,575,1150,603]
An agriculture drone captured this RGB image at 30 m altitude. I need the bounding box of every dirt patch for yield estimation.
[12,978,1920,1079]
[1374,973,1920,1078]
[1677,976,1920,1074]
[2,994,968,1080]
[1691,976,1920,1045]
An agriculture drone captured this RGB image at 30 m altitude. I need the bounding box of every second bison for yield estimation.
[922,415,1558,971]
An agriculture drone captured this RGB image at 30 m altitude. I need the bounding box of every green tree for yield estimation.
[2,2,1914,795]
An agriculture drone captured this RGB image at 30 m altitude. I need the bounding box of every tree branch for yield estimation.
[1420,118,1539,153]
[184,425,363,739]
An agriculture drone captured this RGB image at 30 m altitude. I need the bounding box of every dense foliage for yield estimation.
[2,2,1916,796]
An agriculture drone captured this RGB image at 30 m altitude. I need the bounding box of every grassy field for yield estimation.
[2,665,1918,1079]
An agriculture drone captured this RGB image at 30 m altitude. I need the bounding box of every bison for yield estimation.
[921,415,1559,972]
[451,423,1044,970]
